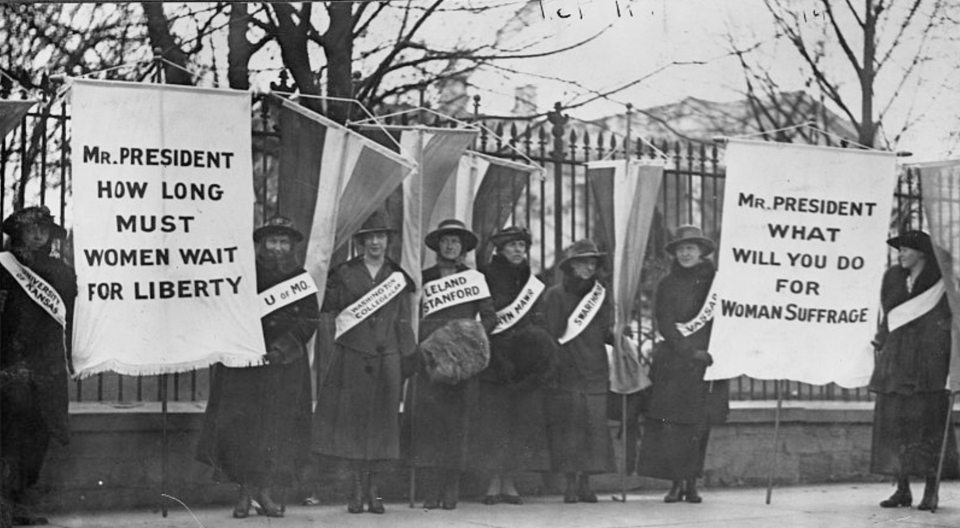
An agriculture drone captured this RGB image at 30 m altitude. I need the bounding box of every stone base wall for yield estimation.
[30,401,959,511]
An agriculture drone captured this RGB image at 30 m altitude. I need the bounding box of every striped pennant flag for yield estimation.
[398,128,479,294]
[0,99,36,138]
[587,159,663,394]
[273,96,417,308]
[429,150,542,268]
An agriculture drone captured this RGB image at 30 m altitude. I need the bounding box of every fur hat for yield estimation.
[558,239,605,271]
[489,226,532,249]
[419,319,490,385]
[425,219,479,252]
[887,230,934,257]
[254,216,304,243]
[664,224,715,257]
[1,205,67,240]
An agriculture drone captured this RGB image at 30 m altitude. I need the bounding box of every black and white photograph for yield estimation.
[2,1,960,526]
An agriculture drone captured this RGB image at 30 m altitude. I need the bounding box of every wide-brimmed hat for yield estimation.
[1,205,67,240]
[354,210,396,238]
[558,239,606,271]
[254,216,304,243]
[887,230,934,257]
[425,218,478,252]
[664,224,716,257]
[490,226,532,249]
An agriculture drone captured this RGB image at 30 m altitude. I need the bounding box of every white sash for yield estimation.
[422,269,491,318]
[558,281,606,345]
[260,271,318,317]
[0,251,67,327]
[675,281,719,338]
[887,279,945,332]
[492,275,545,335]
[335,271,407,339]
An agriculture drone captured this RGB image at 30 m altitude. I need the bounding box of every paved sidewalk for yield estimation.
[45,482,960,528]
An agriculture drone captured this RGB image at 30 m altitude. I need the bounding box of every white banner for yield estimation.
[71,79,266,377]
[707,139,897,387]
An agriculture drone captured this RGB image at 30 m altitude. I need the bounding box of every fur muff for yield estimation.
[419,319,490,385]
[498,325,558,385]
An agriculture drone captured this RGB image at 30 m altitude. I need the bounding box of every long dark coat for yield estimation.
[1,249,76,498]
[313,257,416,463]
[638,259,728,481]
[407,263,496,470]
[468,254,553,473]
[196,265,319,488]
[542,273,615,474]
[869,262,959,478]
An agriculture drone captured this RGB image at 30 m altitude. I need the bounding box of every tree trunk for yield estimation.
[324,1,354,124]
[860,0,877,148]
[141,2,193,85]
[271,4,322,113]
[227,2,250,90]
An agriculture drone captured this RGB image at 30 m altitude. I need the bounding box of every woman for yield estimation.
[470,226,556,505]
[870,230,959,510]
[543,239,615,503]
[0,206,76,526]
[638,225,728,504]
[313,211,416,514]
[196,216,319,518]
[409,219,496,510]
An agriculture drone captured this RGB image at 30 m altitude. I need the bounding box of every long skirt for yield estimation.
[637,419,711,481]
[1,397,51,499]
[871,391,960,479]
[468,381,551,473]
[196,360,312,488]
[545,390,615,474]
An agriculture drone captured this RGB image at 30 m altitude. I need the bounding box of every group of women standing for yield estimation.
[194,211,959,518]
[193,213,733,517]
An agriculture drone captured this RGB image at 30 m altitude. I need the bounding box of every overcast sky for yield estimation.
[451,0,959,161]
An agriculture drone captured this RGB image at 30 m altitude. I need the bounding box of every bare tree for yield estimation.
[733,0,955,148]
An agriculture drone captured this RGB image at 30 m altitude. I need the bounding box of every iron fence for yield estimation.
[1,89,923,404]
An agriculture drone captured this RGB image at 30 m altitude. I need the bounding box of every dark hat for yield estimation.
[254,216,304,243]
[1,205,67,240]
[887,230,934,257]
[354,210,395,238]
[558,239,606,271]
[425,218,479,252]
[664,224,716,257]
[489,226,532,249]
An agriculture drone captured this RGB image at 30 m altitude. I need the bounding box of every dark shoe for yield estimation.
[255,488,284,518]
[348,471,364,513]
[501,494,523,505]
[685,479,702,503]
[232,488,252,518]
[564,474,578,503]
[441,474,460,510]
[879,481,912,508]
[367,484,385,514]
[577,474,597,503]
[918,478,938,511]
[482,494,500,505]
[664,481,684,503]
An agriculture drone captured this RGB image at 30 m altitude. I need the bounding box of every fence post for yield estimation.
[547,102,568,260]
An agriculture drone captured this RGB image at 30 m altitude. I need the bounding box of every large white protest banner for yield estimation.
[71,79,266,377]
[707,139,897,387]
